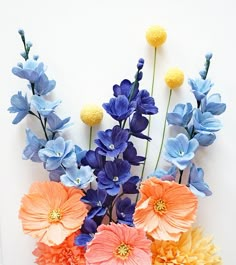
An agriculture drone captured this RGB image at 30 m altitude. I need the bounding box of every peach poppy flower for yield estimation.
[133,177,198,241]
[19,181,88,246]
[33,232,86,265]
[85,222,152,265]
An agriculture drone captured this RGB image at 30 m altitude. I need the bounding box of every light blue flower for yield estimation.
[38,136,76,170]
[31,95,61,117]
[12,59,44,83]
[151,166,177,181]
[22,129,46,162]
[167,103,193,127]
[33,73,56,95]
[188,164,212,197]
[164,133,199,170]
[60,166,94,189]
[75,145,87,165]
[188,78,213,101]
[194,132,216,146]
[47,113,72,132]
[193,109,222,133]
[201,93,226,115]
[8,91,30,124]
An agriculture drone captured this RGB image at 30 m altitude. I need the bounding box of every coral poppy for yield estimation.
[151,226,222,264]
[19,181,88,246]
[85,222,152,265]
[33,232,86,265]
[133,177,198,241]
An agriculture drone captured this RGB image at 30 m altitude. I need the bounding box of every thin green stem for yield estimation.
[89,126,93,150]
[135,48,157,203]
[154,89,172,170]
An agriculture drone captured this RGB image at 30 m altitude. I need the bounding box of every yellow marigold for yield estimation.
[151,226,222,265]
[164,67,184,89]
[80,104,103,126]
[146,25,167,48]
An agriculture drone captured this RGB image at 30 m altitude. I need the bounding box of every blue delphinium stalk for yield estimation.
[8,30,92,184]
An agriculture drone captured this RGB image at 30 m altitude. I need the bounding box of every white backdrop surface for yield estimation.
[0,0,235,264]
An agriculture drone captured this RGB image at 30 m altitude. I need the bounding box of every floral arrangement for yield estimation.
[8,25,226,264]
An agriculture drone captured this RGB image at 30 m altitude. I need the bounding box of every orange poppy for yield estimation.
[19,181,88,246]
[134,177,198,241]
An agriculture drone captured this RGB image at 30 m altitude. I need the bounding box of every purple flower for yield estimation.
[12,59,44,83]
[123,142,145,166]
[122,176,139,194]
[189,164,212,197]
[129,112,151,140]
[113,79,136,99]
[97,159,131,196]
[95,125,129,157]
[116,197,135,226]
[81,189,109,218]
[164,133,199,170]
[136,90,158,115]
[75,218,97,247]
[82,148,105,175]
[38,136,76,170]
[103,95,136,121]
[8,91,30,124]
[22,129,46,162]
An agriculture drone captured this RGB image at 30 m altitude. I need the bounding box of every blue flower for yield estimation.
[122,176,139,194]
[152,166,177,181]
[8,91,30,124]
[201,93,226,115]
[103,95,136,121]
[75,218,97,247]
[82,148,105,176]
[31,95,61,117]
[81,188,109,218]
[194,132,216,146]
[33,73,56,95]
[22,129,46,162]
[129,112,151,140]
[47,113,72,132]
[116,197,135,226]
[60,165,94,189]
[113,79,136,99]
[164,133,199,170]
[12,59,44,83]
[38,136,76,170]
[188,78,213,101]
[167,103,193,127]
[75,145,87,165]
[135,90,158,115]
[188,164,212,197]
[95,125,129,157]
[193,109,222,133]
[97,159,131,196]
[123,142,145,166]
[48,167,65,182]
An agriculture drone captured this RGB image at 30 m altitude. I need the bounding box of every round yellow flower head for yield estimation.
[80,104,103,126]
[146,25,167,48]
[164,67,184,89]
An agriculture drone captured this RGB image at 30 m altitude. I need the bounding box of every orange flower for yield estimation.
[85,222,152,265]
[19,181,88,246]
[151,226,222,264]
[33,232,86,265]
[134,177,198,241]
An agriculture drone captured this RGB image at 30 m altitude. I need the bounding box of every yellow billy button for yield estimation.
[146,25,167,48]
[80,104,103,126]
[164,67,184,89]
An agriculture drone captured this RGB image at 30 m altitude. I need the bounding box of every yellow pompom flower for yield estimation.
[151,226,222,265]
[80,104,103,126]
[164,67,184,89]
[146,25,167,48]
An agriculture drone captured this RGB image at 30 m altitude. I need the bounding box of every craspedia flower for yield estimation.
[151,226,222,265]
[165,67,184,89]
[33,232,86,265]
[146,25,167,48]
[80,104,103,126]
[133,177,198,241]
[85,223,152,264]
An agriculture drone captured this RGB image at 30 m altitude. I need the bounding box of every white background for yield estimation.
[0,0,235,264]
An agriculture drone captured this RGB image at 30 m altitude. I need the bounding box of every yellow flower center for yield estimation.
[154,199,167,213]
[48,209,62,223]
[115,242,132,260]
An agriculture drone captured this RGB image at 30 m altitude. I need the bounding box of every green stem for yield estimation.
[154,89,172,170]
[89,126,93,150]
[136,48,157,203]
